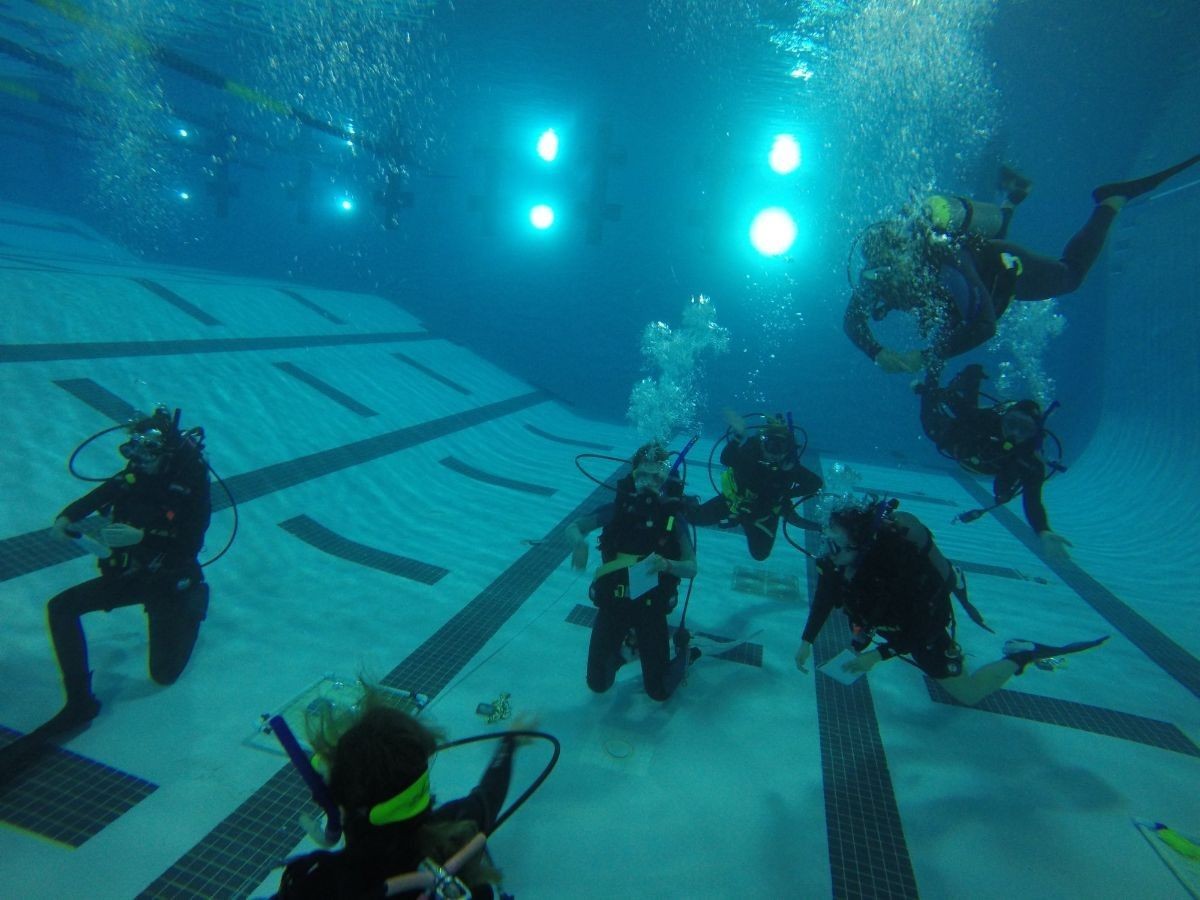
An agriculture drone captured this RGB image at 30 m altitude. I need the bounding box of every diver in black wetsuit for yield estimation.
[565,442,699,702]
[792,499,1107,706]
[686,412,822,560]
[845,154,1200,373]
[40,406,212,736]
[275,697,524,900]
[917,364,1070,559]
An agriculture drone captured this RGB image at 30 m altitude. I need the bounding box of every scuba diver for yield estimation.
[917,364,1070,559]
[38,405,212,736]
[274,685,549,899]
[844,154,1200,373]
[565,441,700,702]
[793,499,1108,706]
[686,411,823,560]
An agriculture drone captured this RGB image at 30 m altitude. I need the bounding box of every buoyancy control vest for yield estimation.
[591,476,685,610]
[845,514,955,640]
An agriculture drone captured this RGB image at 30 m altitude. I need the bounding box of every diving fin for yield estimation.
[1093,153,1200,204]
[1004,635,1109,675]
[998,164,1033,205]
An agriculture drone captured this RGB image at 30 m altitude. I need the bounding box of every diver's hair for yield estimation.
[861,219,910,266]
[631,441,669,468]
[320,701,440,814]
[1006,399,1042,420]
[761,416,795,445]
[829,495,896,547]
[307,685,501,887]
[128,406,176,439]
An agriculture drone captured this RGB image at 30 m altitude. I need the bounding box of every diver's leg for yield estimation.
[586,603,630,694]
[996,164,1034,238]
[919,387,952,446]
[918,373,970,451]
[42,577,126,732]
[999,204,1119,300]
[686,495,731,526]
[147,580,208,685]
[744,513,779,561]
[937,658,1020,707]
[637,606,675,701]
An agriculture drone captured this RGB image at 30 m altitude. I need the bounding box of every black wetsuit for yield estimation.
[801,513,963,679]
[275,735,517,900]
[688,437,823,560]
[46,445,211,699]
[919,365,1050,534]
[585,478,693,702]
[845,204,1118,363]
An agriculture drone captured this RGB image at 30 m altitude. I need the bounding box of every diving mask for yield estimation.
[120,428,166,465]
[1001,411,1039,444]
[632,460,669,493]
[761,432,793,464]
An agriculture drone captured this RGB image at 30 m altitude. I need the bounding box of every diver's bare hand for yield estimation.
[875,348,924,374]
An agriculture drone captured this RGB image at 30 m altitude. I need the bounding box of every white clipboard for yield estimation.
[627,556,659,600]
[818,648,867,685]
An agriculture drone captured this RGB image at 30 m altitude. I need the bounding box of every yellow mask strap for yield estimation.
[310,753,331,781]
[368,769,431,826]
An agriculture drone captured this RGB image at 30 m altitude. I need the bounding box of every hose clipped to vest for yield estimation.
[380,730,562,898]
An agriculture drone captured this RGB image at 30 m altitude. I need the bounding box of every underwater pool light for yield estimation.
[530,204,555,229]
[179,191,190,201]
[339,197,354,213]
[769,134,801,174]
[537,129,559,162]
[177,128,189,139]
[750,207,797,256]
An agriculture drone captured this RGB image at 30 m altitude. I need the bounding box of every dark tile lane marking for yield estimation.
[393,352,472,395]
[277,288,347,325]
[279,515,449,585]
[439,455,557,496]
[273,361,379,417]
[130,277,221,326]
[0,330,432,363]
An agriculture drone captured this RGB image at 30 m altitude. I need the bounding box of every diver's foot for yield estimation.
[688,647,702,666]
[1004,635,1109,675]
[33,694,101,737]
[1093,153,1200,204]
[999,164,1033,205]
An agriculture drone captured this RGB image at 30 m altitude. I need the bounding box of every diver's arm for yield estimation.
[565,508,609,570]
[1020,463,1050,536]
[843,288,885,362]
[434,733,517,835]
[800,565,839,645]
[57,478,122,525]
[564,516,595,546]
[723,408,749,442]
[788,465,823,500]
